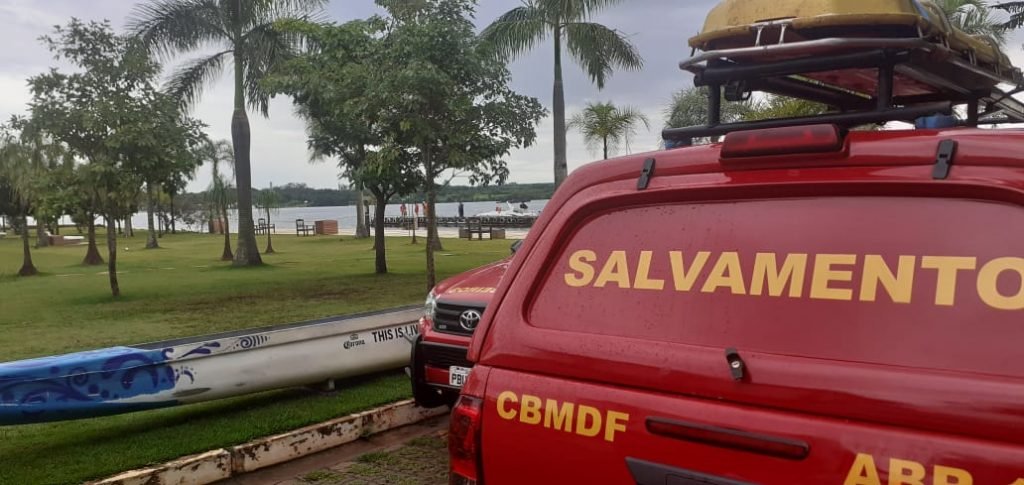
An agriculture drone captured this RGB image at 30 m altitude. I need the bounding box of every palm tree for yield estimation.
[0,129,39,276]
[206,140,235,261]
[936,0,1007,42]
[663,87,754,144]
[568,102,649,159]
[482,0,643,187]
[254,182,280,254]
[128,0,326,266]
[744,96,828,121]
[994,1,1024,29]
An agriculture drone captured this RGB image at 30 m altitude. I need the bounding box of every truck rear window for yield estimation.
[528,196,1024,377]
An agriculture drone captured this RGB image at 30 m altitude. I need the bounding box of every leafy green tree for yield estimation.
[164,166,196,234]
[482,0,642,187]
[129,93,209,249]
[129,0,327,267]
[663,87,752,144]
[28,20,164,297]
[375,0,546,289]
[568,102,649,159]
[265,18,420,274]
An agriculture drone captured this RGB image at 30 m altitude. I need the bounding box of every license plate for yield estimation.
[449,366,471,387]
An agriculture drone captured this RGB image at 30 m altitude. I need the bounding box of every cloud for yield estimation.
[3,0,1024,192]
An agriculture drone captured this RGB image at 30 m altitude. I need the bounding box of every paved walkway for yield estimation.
[226,416,450,485]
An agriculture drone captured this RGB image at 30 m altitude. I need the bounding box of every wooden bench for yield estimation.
[295,219,315,237]
[463,219,493,240]
[256,218,276,235]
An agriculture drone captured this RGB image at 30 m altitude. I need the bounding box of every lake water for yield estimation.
[134,199,550,233]
[14,200,549,233]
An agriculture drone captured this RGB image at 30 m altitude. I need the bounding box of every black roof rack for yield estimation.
[663,35,1024,143]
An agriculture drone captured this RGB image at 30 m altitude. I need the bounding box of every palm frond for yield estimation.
[241,22,295,116]
[246,0,328,29]
[935,0,1007,40]
[128,0,227,60]
[994,1,1024,29]
[564,21,642,89]
[959,6,1006,43]
[569,101,650,156]
[240,1,324,116]
[164,51,231,111]
[480,5,549,61]
[540,0,627,23]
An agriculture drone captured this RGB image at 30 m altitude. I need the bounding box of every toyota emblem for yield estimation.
[459,309,482,331]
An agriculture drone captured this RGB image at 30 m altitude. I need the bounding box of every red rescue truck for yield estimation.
[449,2,1024,483]
[410,242,518,408]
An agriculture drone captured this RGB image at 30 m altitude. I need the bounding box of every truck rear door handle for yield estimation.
[646,417,809,461]
[626,457,757,485]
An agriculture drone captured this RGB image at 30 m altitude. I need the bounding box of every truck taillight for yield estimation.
[720,124,843,158]
[449,395,483,485]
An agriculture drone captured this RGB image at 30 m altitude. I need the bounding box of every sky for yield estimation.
[1,0,1023,193]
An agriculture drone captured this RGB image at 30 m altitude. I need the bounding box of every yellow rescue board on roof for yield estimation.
[690,0,1009,72]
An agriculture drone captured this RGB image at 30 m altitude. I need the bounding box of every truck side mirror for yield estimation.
[511,240,523,254]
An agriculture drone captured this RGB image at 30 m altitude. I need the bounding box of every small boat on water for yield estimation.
[0,307,421,425]
[474,202,540,219]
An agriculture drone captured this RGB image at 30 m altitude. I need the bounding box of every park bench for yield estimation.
[463,219,493,241]
[295,219,315,237]
[256,218,276,235]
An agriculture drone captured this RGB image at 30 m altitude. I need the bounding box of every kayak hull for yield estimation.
[0,307,421,425]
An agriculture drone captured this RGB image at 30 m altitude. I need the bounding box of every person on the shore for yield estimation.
[458,201,464,219]
[400,203,407,218]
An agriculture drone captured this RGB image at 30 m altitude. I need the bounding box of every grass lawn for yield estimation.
[0,230,511,484]
[0,372,411,485]
[0,231,511,361]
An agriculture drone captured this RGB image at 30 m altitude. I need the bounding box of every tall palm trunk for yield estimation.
[169,192,176,234]
[83,214,104,265]
[603,135,609,160]
[105,215,120,297]
[231,49,262,267]
[35,217,50,248]
[372,191,388,274]
[145,181,159,249]
[263,206,275,254]
[552,23,568,188]
[221,205,233,261]
[19,216,38,277]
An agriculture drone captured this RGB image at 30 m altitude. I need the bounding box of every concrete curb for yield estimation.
[92,400,448,485]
